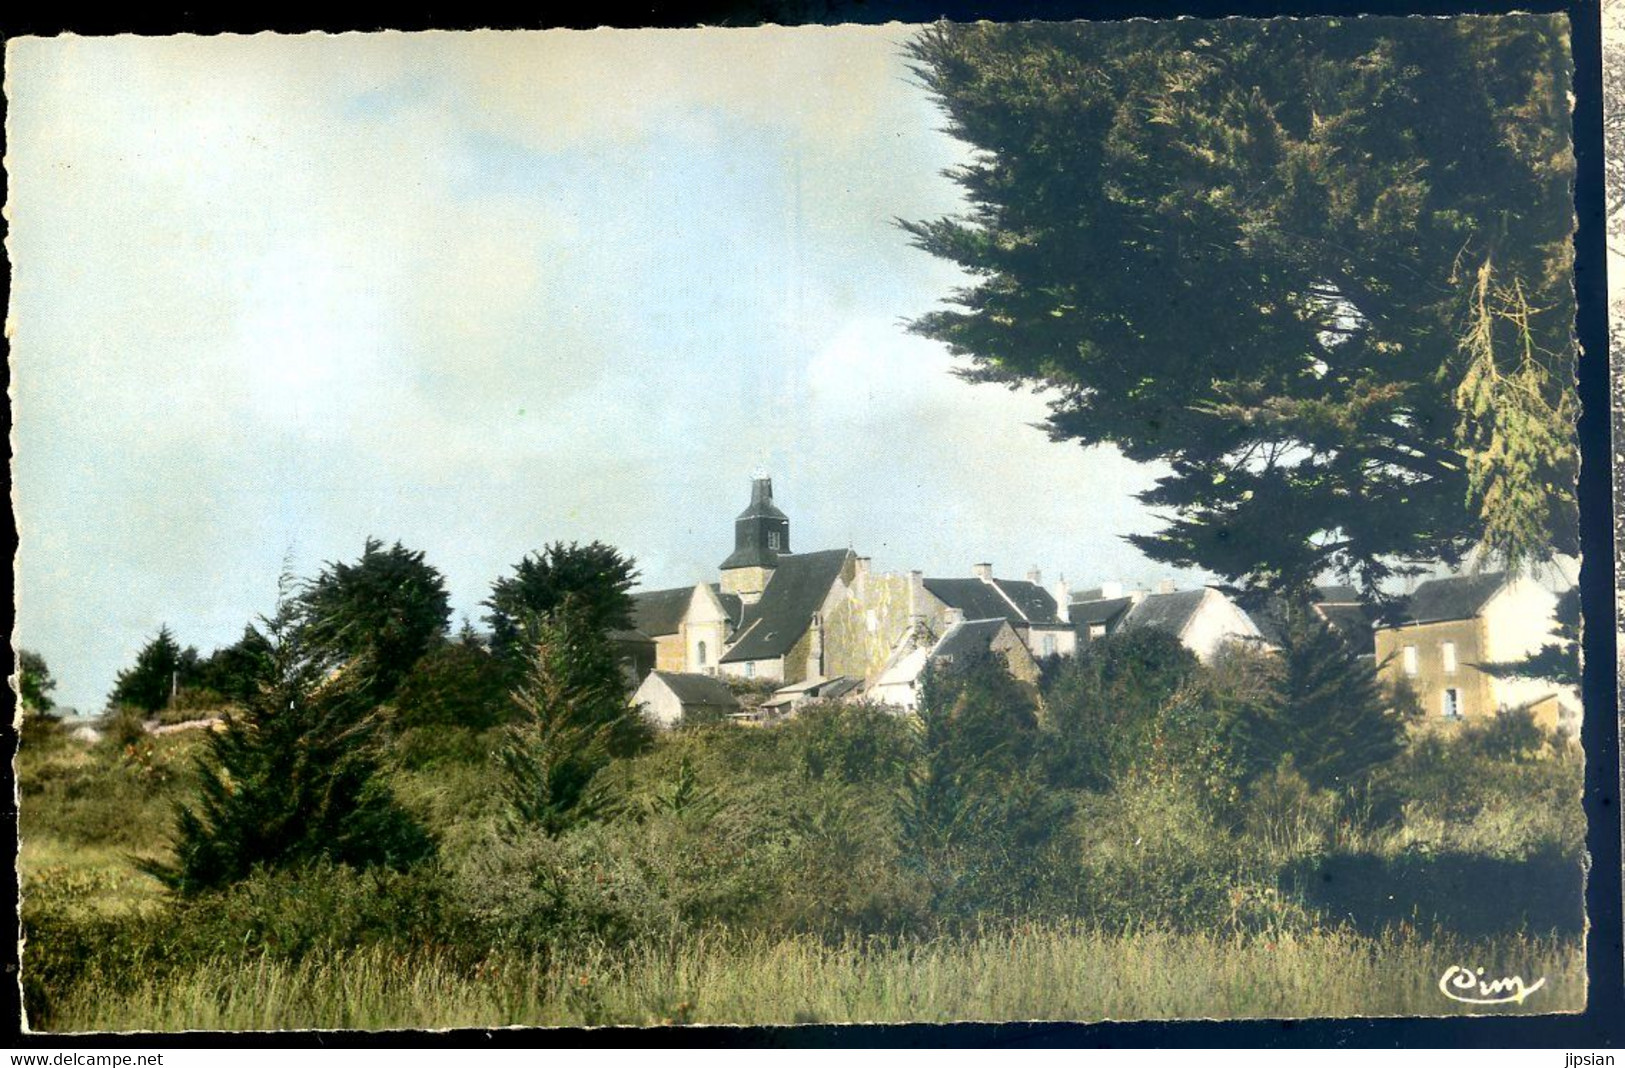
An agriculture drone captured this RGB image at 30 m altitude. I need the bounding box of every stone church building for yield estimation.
[629,477,1077,690]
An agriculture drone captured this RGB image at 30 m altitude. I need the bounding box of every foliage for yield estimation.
[190,625,275,704]
[903,18,1575,591]
[392,634,512,732]
[1041,629,1201,791]
[17,648,58,715]
[898,654,1076,920]
[498,606,651,836]
[483,542,639,664]
[146,597,434,894]
[108,626,188,714]
[297,539,452,703]
[1218,608,1408,793]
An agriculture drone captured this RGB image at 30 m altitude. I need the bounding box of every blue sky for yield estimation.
[9,28,1203,713]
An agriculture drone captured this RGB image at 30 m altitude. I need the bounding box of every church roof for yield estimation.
[708,586,745,627]
[630,586,693,638]
[720,549,852,664]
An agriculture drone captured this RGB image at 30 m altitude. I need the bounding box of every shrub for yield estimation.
[1042,628,1200,791]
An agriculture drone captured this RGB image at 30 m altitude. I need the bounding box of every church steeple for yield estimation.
[719,476,789,599]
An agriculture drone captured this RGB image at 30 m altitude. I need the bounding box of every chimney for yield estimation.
[972,563,993,582]
[943,606,965,626]
[1054,575,1071,624]
[908,569,925,621]
[1157,578,1178,595]
[1026,567,1042,586]
[855,556,871,577]
[1101,580,1124,600]
[853,556,871,595]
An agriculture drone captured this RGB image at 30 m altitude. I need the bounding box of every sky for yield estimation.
[8,27,1205,715]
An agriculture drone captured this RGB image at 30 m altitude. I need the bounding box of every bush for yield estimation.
[783,700,914,786]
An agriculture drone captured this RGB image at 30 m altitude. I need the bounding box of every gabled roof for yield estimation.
[919,578,1019,625]
[1313,585,1363,604]
[991,579,1060,623]
[932,618,1011,662]
[1121,588,1208,637]
[630,585,694,637]
[1071,595,1135,627]
[649,671,739,709]
[607,628,655,645]
[1316,602,1376,638]
[1395,572,1508,626]
[708,585,745,627]
[720,549,852,663]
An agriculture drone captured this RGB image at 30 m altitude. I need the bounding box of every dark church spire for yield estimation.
[721,475,790,570]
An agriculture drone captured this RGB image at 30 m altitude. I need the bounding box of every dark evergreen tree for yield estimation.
[297,539,452,703]
[393,636,511,731]
[903,18,1575,593]
[145,595,434,894]
[898,653,1073,919]
[108,625,187,713]
[498,604,650,836]
[1224,606,1408,792]
[483,541,639,663]
[192,625,276,704]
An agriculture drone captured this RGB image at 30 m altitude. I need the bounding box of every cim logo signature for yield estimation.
[1437,964,1547,1006]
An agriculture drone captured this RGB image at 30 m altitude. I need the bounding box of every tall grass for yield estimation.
[36,922,1583,1032]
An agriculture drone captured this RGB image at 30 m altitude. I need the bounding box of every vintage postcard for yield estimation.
[8,17,1590,1031]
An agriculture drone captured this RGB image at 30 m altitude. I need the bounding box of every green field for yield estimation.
[18,699,1587,1032]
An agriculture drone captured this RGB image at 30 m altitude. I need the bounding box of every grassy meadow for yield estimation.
[17,674,1589,1032]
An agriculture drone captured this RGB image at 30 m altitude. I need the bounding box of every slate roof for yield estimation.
[630,585,694,637]
[932,618,1011,662]
[1121,589,1208,637]
[1316,602,1376,638]
[720,549,852,663]
[1071,596,1135,628]
[607,628,655,645]
[651,671,740,709]
[1313,585,1363,604]
[1395,572,1508,626]
[992,579,1060,623]
[708,586,745,627]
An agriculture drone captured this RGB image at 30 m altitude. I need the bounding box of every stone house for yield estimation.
[1116,586,1267,663]
[633,670,741,729]
[1374,571,1580,733]
[867,617,1041,712]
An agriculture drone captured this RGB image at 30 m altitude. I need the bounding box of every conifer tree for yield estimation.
[1223,607,1409,792]
[498,604,650,836]
[902,17,1575,593]
[146,590,434,894]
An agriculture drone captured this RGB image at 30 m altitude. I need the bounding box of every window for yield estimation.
[768,531,781,550]
[1089,623,1106,640]
[1402,645,1418,676]
[745,662,755,679]
[1441,641,1457,674]
[1042,634,1057,657]
[1442,687,1462,719]
[696,641,707,666]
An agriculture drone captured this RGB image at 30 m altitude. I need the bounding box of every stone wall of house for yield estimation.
[654,633,686,673]
[1375,618,1494,722]
[824,571,927,683]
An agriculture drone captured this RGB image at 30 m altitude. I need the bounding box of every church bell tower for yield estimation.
[719,475,789,602]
